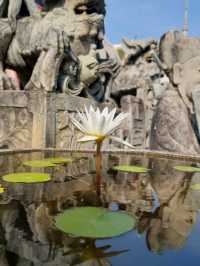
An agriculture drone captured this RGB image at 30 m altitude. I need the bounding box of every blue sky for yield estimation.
[105,0,200,43]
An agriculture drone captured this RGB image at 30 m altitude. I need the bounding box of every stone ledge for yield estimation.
[1,148,200,162]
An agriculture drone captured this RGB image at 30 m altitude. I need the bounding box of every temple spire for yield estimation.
[183,0,189,36]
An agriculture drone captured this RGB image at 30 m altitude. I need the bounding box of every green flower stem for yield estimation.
[96,140,102,196]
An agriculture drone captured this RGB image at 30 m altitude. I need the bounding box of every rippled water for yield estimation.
[0,151,200,266]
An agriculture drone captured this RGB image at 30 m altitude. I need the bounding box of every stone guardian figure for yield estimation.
[150,31,200,154]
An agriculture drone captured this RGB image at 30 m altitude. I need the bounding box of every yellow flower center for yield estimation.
[88,132,107,142]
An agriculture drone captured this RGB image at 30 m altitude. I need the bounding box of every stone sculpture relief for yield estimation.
[0,107,32,148]
[0,0,118,102]
[150,31,200,154]
[1,3,200,154]
[56,110,95,150]
[107,38,168,148]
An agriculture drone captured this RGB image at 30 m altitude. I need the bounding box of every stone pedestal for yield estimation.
[0,91,96,150]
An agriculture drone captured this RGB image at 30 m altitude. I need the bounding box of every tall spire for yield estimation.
[183,0,189,36]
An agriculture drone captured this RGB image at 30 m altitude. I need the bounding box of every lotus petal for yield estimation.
[70,105,133,149]
[110,136,134,148]
[70,116,87,133]
[78,135,98,142]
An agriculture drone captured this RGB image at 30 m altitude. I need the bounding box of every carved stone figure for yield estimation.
[0,0,118,102]
[150,31,200,154]
[107,38,167,148]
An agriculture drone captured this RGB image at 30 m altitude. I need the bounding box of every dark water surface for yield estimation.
[0,151,200,266]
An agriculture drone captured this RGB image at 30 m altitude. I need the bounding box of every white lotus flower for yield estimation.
[70,105,133,148]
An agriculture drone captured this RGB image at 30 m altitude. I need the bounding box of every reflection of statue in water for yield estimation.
[150,31,200,154]
[139,158,198,253]
[0,0,118,102]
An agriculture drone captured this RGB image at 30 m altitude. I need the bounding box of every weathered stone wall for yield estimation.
[0,91,100,150]
[0,91,130,150]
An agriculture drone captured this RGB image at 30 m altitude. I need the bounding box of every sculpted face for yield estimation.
[65,0,105,54]
[173,55,200,100]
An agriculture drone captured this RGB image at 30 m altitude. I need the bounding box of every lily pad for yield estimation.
[23,160,56,168]
[112,165,149,173]
[55,207,135,238]
[191,184,200,190]
[23,157,73,168]
[2,172,51,183]
[45,157,73,164]
[174,165,200,172]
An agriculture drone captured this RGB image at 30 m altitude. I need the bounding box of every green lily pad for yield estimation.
[55,207,135,238]
[23,160,56,168]
[2,172,51,183]
[191,184,200,190]
[112,165,149,173]
[45,157,73,164]
[23,157,73,168]
[174,165,200,172]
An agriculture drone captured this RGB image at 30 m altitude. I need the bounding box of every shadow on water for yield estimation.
[0,151,200,265]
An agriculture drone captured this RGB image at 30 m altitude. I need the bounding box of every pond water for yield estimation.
[0,151,200,266]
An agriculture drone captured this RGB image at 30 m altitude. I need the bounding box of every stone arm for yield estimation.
[8,0,22,22]
[25,25,80,92]
[8,0,38,29]
[60,49,120,101]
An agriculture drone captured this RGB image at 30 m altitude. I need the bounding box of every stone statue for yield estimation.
[0,0,118,102]
[150,31,200,154]
[0,0,38,19]
[107,38,165,148]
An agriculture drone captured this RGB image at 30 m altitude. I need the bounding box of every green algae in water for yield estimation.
[174,165,200,172]
[113,165,149,173]
[2,172,51,183]
[55,207,136,238]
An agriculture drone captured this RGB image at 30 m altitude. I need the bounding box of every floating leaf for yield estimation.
[45,157,73,164]
[55,207,135,238]
[23,157,73,168]
[23,160,56,168]
[112,165,149,173]
[2,172,51,183]
[174,165,200,172]
[191,184,200,190]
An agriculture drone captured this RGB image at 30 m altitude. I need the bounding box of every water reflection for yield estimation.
[144,158,199,253]
[64,238,128,266]
[0,151,200,265]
